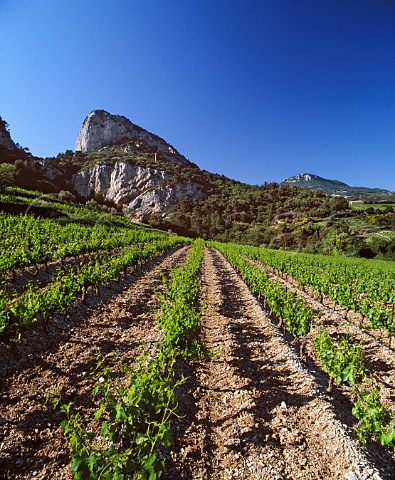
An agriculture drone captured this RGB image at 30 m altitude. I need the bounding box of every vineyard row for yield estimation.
[0,211,170,277]
[53,239,205,479]
[211,242,395,448]
[0,237,188,337]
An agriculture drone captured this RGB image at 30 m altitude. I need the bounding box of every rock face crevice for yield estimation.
[72,160,205,219]
[73,160,168,205]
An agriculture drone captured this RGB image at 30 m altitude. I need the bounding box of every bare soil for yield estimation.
[164,247,393,480]
[0,246,189,480]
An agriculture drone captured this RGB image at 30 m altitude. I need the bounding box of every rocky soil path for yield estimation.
[165,247,392,480]
[0,245,189,480]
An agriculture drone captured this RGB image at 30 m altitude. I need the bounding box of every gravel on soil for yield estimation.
[164,247,392,480]
[1,245,394,480]
[0,245,189,480]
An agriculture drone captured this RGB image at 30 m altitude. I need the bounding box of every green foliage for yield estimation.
[0,192,194,338]
[212,240,395,451]
[353,386,395,447]
[165,182,348,248]
[156,239,204,358]
[54,239,204,479]
[58,190,77,203]
[8,144,380,254]
[56,352,182,479]
[0,228,187,336]
[282,290,312,339]
[327,232,359,255]
[367,234,395,261]
[85,198,117,215]
[0,163,15,191]
[0,210,175,277]
[47,143,352,250]
[313,330,365,391]
[213,242,312,342]
[239,243,395,341]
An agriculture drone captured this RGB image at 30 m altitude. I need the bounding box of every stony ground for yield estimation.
[1,245,394,480]
[0,246,189,480]
[164,247,393,480]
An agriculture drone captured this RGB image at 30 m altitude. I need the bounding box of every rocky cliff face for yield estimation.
[128,181,204,218]
[71,110,205,219]
[73,159,205,220]
[75,110,190,165]
[0,117,18,151]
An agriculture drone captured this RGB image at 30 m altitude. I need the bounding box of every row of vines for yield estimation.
[0,211,190,336]
[238,243,395,341]
[2,197,395,473]
[0,211,168,276]
[211,241,395,449]
[52,239,204,480]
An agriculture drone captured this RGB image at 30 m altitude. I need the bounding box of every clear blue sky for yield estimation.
[1,0,395,189]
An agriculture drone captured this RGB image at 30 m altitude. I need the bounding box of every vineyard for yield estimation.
[1,204,395,479]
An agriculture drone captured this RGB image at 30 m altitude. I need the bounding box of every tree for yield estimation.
[58,190,76,203]
[0,163,15,191]
[0,116,9,132]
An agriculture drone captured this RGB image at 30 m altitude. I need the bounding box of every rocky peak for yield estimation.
[75,109,190,165]
[283,173,349,187]
[283,173,321,183]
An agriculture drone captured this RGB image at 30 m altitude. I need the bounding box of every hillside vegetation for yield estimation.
[10,158,355,251]
[0,145,392,258]
[0,111,394,259]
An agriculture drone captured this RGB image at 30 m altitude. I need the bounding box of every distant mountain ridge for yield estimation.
[283,173,349,187]
[282,173,395,202]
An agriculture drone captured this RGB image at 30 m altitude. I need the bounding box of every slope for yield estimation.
[282,173,395,202]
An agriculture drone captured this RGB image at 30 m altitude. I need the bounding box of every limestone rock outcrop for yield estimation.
[127,181,205,218]
[65,109,206,219]
[75,110,190,165]
[72,160,205,219]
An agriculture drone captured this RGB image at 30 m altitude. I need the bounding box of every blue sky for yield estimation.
[1,0,395,189]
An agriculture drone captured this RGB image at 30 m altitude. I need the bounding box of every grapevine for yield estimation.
[54,239,204,479]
